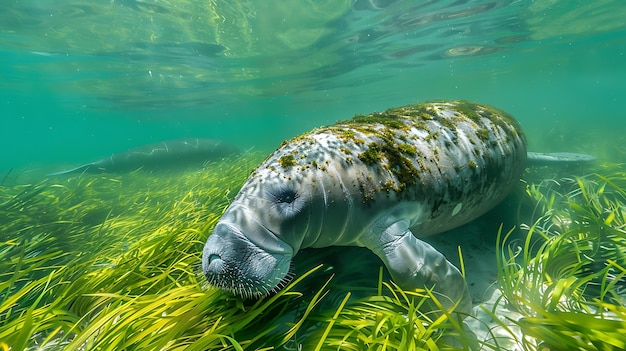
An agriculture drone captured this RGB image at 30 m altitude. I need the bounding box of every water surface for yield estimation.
[1,0,624,172]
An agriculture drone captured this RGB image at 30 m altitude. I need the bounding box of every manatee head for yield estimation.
[202,154,321,298]
[201,216,294,298]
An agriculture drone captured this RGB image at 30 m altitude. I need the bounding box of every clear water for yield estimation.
[1,0,625,172]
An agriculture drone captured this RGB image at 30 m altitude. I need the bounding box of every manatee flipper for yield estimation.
[527,152,596,165]
[362,218,472,316]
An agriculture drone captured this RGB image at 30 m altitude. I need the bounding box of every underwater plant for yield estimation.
[495,165,626,350]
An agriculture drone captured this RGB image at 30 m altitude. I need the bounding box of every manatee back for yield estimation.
[395,101,527,235]
[322,100,528,237]
[251,100,527,246]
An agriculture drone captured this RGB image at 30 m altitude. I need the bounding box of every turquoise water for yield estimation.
[1,0,625,174]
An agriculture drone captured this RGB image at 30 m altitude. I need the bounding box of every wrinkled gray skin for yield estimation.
[203,101,529,316]
[49,138,239,175]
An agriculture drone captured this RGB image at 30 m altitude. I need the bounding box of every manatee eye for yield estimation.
[275,189,298,204]
[269,187,306,217]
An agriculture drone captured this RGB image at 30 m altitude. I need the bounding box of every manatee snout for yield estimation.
[202,229,232,277]
[202,220,294,298]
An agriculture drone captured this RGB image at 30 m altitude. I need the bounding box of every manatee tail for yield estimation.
[526,152,597,165]
[47,163,95,176]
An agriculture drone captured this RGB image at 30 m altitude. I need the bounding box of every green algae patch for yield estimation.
[349,112,410,130]
[455,100,525,139]
[278,154,297,168]
[476,128,490,141]
[358,139,419,193]
[332,128,365,144]
[357,143,381,165]
[397,142,417,156]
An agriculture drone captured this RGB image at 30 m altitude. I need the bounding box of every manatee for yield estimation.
[49,138,239,176]
[201,100,594,315]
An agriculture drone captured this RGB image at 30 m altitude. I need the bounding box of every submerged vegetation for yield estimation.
[1,152,625,350]
[495,165,626,350]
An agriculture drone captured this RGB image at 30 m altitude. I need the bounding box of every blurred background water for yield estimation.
[1,0,624,175]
